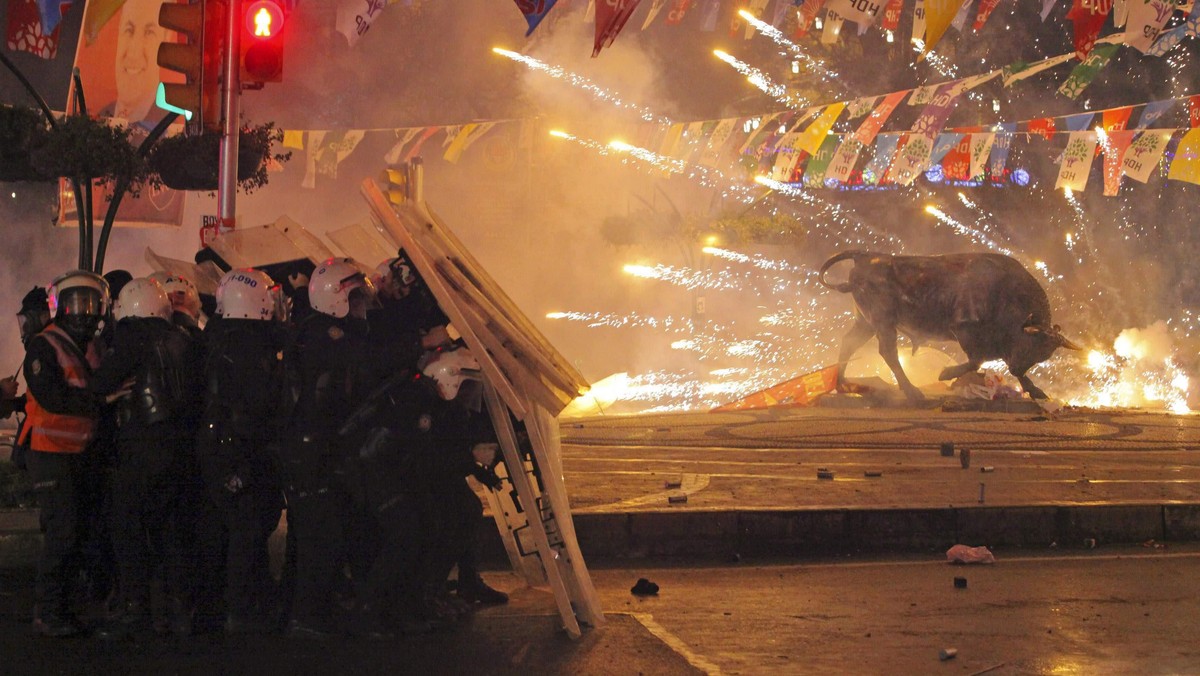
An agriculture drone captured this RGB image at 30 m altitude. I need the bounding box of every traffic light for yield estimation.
[156,0,225,130]
[381,160,424,206]
[241,0,287,84]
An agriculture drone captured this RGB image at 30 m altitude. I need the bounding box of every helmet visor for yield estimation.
[56,287,105,317]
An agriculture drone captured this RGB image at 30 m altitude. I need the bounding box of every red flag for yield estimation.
[6,0,67,59]
[1102,130,1134,196]
[973,0,1003,30]
[665,0,693,25]
[796,0,828,36]
[403,127,440,163]
[1190,95,1200,128]
[594,0,642,56]
[1066,0,1113,59]
[881,0,905,30]
[1102,106,1132,132]
[1029,117,1057,140]
[942,134,974,180]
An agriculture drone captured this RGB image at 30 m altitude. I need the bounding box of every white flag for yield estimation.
[969,133,995,179]
[337,0,389,47]
[1055,132,1098,192]
[1121,131,1172,183]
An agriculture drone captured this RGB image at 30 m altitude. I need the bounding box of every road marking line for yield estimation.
[623,611,723,676]
[579,473,711,512]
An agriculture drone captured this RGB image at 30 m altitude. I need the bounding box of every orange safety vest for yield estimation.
[19,324,100,453]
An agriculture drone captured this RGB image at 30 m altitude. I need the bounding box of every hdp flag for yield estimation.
[1135,100,1175,130]
[594,0,642,56]
[1055,131,1098,192]
[921,0,960,55]
[1066,0,1112,59]
[1101,130,1133,196]
[514,0,560,36]
[1057,43,1120,100]
[988,122,1016,180]
[7,0,67,58]
[1122,131,1172,183]
[1168,128,1200,186]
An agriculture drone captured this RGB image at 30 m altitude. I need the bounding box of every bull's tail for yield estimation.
[818,251,867,293]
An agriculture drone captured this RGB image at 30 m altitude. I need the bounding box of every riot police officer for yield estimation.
[22,271,109,637]
[280,257,398,638]
[195,269,287,633]
[90,278,204,639]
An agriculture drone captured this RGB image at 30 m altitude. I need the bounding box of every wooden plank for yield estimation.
[523,399,605,628]
[483,382,582,639]
[361,179,527,418]
[418,202,591,394]
[482,480,545,587]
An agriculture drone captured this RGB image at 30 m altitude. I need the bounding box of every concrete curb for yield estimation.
[4,505,1198,568]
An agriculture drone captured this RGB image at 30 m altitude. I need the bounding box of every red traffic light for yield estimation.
[244,0,284,39]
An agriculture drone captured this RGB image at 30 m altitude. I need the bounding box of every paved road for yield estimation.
[559,408,1200,511]
[2,546,1197,675]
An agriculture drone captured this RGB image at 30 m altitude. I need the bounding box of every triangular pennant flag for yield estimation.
[37,0,72,34]
[1146,0,1200,56]
[770,133,806,181]
[882,0,905,30]
[852,90,908,145]
[699,118,737,166]
[642,0,667,28]
[826,138,865,183]
[513,0,560,36]
[700,0,721,30]
[1055,131,1098,191]
[1066,0,1113,59]
[1058,43,1120,99]
[384,128,422,164]
[283,130,306,150]
[803,134,843,187]
[1134,100,1174,129]
[1002,53,1074,87]
[316,130,365,179]
[338,0,391,46]
[302,131,329,189]
[826,0,885,27]
[846,96,880,119]
[821,11,845,43]
[921,0,960,54]
[798,102,846,155]
[1063,112,1095,131]
[1191,94,1200,128]
[889,132,937,185]
[1124,0,1173,52]
[930,132,964,166]
[1029,118,1057,140]
[7,0,67,59]
[913,0,927,42]
[864,135,901,184]
[1040,0,1058,20]
[908,84,939,106]
[950,0,974,32]
[444,122,497,164]
[988,122,1016,180]
[665,0,694,25]
[403,127,441,163]
[1102,106,1132,133]
[594,0,642,56]
[969,133,995,178]
[942,133,973,180]
[911,82,963,136]
[1101,129,1133,195]
[798,0,829,34]
[974,0,1003,30]
[739,113,781,154]
[1122,130,1172,182]
[1168,128,1200,185]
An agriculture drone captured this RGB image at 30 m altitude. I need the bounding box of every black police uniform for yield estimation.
[90,316,203,633]
[195,316,286,628]
[280,311,403,633]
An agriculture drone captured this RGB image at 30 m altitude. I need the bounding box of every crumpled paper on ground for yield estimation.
[946,544,996,564]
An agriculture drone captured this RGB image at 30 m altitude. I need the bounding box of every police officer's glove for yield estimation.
[471,466,503,490]
[471,442,499,467]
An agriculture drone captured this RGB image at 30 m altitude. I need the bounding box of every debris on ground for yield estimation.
[940,442,955,457]
[630,578,660,596]
[1142,539,1167,549]
[667,494,688,504]
[954,577,967,589]
[939,648,958,661]
[817,469,834,480]
[946,544,996,564]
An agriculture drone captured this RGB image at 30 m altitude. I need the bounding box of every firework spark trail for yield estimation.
[713,49,810,109]
[607,140,763,203]
[754,176,906,250]
[736,10,848,93]
[608,140,687,174]
[924,205,1016,256]
[545,310,698,332]
[702,246,826,288]
[492,48,672,124]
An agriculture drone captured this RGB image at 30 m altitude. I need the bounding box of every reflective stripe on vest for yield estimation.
[21,325,97,454]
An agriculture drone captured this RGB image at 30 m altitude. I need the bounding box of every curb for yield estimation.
[4,504,1199,568]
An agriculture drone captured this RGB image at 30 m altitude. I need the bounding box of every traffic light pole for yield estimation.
[218,0,240,230]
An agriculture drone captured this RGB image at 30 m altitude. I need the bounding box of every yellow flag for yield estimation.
[1168,129,1200,186]
[283,130,305,150]
[921,0,961,55]
[443,123,496,164]
[797,103,846,156]
[659,123,685,158]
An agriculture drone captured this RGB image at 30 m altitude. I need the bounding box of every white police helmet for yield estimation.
[216,268,281,320]
[309,257,377,319]
[114,278,172,321]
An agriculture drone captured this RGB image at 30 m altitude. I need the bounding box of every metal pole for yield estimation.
[217,0,240,230]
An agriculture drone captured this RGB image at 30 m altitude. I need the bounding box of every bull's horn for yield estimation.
[1058,335,1082,351]
[1024,326,1042,334]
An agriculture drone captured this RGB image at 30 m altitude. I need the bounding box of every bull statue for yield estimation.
[818,251,1081,402]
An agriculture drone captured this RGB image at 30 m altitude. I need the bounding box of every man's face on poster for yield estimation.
[114,0,167,120]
